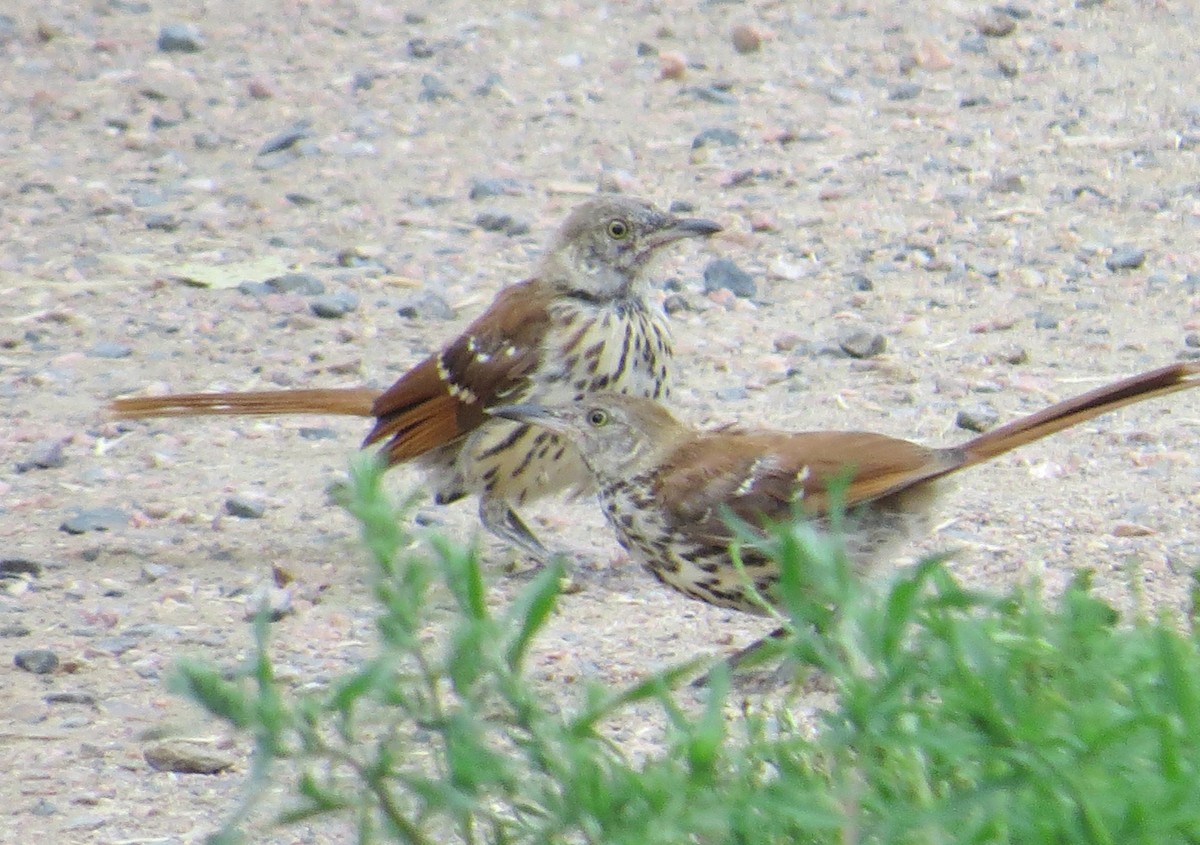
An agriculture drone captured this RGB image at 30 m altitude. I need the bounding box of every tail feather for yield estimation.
[957,362,1200,468]
[110,387,381,419]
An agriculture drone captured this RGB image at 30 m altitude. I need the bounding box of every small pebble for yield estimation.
[94,634,142,656]
[237,281,271,297]
[265,272,324,295]
[396,290,455,320]
[960,35,989,55]
[888,82,922,101]
[687,85,738,105]
[663,293,690,314]
[825,86,861,106]
[703,258,756,298]
[475,211,530,235]
[839,330,887,359]
[15,648,60,674]
[996,3,1032,18]
[730,23,764,54]
[692,127,742,149]
[659,51,687,80]
[1112,522,1155,538]
[977,10,1017,37]
[419,74,454,101]
[1185,333,1200,349]
[773,332,805,352]
[140,563,172,582]
[61,507,128,534]
[225,495,266,519]
[407,37,435,59]
[15,439,66,472]
[1033,312,1059,330]
[87,341,133,359]
[144,740,237,775]
[298,427,339,441]
[144,213,181,232]
[310,291,360,319]
[1105,246,1146,271]
[997,343,1029,365]
[45,691,98,706]
[157,23,204,53]
[0,558,42,578]
[257,121,312,156]
[29,799,56,817]
[715,386,750,402]
[956,404,1000,433]
[469,177,526,200]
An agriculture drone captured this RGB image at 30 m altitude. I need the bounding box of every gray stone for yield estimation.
[144,213,180,231]
[978,9,1017,37]
[703,258,756,298]
[688,86,738,106]
[15,439,66,472]
[1106,246,1146,271]
[397,290,455,320]
[45,691,97,706]
[956,404,1001,433]
[888,82,922,101]
[310,291,360,319]
[225,495,266,519]
[475,211,530,236]
[266,272,324,295]
[87,341,132,359]
[469,177,527,200]
[839,330,887,359]
[157,23,204,53]
[15,649,59,674]
[715,386,750,402]
[144,740,237,774]
[61,507,128,534]
[0,14,17,45]
[94,635,142,656]
[692,127,742,149]
[257,121,312,156]
[419,74,454,101]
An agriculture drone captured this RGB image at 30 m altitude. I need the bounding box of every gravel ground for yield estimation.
[4,0,1200,841]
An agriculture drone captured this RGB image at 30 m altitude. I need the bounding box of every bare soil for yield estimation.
[4,0,1200,841]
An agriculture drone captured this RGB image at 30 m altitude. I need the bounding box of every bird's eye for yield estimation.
[586,408,609,427]
[606,219,629,240]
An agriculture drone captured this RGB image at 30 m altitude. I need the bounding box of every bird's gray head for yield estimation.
[488,393,687,481]
[541,195,721,302]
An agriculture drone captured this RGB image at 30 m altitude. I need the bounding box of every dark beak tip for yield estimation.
[681,218,722,238]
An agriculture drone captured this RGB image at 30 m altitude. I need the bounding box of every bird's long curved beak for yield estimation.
[487,402,573,434]
[646,216,723,249]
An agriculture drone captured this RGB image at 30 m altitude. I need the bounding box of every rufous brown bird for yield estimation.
[491,362,1200,613]
[111,195,721,561]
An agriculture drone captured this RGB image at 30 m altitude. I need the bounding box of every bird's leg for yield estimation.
[691,626,789,688]
[479,496,554,568]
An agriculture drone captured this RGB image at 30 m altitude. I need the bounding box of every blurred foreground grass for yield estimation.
[174,453,1200,844]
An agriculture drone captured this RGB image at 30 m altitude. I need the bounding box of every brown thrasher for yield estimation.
[110,195,721,561]
[491,362,1200,614]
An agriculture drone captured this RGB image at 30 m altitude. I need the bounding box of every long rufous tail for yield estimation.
[954,361,1200,470]
[110,387,381,420]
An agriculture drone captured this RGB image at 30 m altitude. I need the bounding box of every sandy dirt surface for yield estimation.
[4,0,1200,840]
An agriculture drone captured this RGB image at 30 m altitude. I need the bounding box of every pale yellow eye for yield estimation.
[586,408,609,427]
[606,219,629,240]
